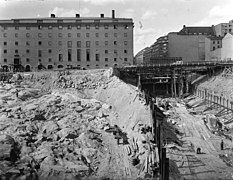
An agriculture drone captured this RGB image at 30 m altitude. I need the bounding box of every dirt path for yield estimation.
[95,131,135,180]
[170,103,233,180]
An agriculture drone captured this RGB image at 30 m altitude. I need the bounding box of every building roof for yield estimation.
[178,25,215,36]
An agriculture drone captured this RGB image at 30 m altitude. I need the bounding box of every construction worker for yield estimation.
[221,140,224,150]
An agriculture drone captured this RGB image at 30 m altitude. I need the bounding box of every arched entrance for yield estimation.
[25,65,31,72]
[58,65,64,69]
[48,65,53,69]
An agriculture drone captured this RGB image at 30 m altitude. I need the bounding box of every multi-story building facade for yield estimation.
[205,36,223,61]
[0,10,134,71]
[134,47,149,65]
[214,20,233,37]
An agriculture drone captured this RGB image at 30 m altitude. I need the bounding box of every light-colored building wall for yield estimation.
[168,32,206,62]
[221,33,233,60]
[214,21,233,37]
[0,12,133,71]
[205,37,222,61]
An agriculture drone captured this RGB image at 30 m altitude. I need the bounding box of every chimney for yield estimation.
[76,14,80,18]
[51,14,55,18]
[183,25,186,28]
[112,10,115,19]
[100,14,104,18]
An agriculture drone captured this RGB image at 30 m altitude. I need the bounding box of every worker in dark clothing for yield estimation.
[221,140,224,150]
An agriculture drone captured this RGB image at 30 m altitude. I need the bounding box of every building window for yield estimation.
[114,25,117,29]
[68,25,72,29]
[114,41,117,45]
[26,58,30,62]
[77,41,81,48]
[125,25,129,29]
[114,50,117,55]
[105,58,108,62]
[96,64,99,68]
[38,41,42,45]
[68,49,72,61]
[213,47,215,51]
[38,59,41,62]
[26,49,30,53]
[48,58,52,62]
[77,33,81,37]
[26,33,30,37]
[26,41,30,46]
[124,41,128,45]
[104,25,109,29]
[213,41,215,44]
[15,50,18,54]
[4,42,7,46]
[4,33,7,37]
[86,33,90,37]
[124,58,128,61]
[59,54,63,62]
[4,59,7,62]
[58,33,62,37]
[4,50,7,54]
[48,41,52,46]
[48,49,52,53]
[124,33,127,37]
[86,25,90,29]
[105,64,108,67]
[38,25,42,30]
[77,49,81,61]
[95,25,99,29]
[38,50,42,57]
[68,33,72,37]
[58,25,63,29]
[3,27,7,30]
[38,33,42,38]
[48,33,52,37]
[124,50,128,54]
[15,33,18,38]
[86,41,90,48]
[86,49,90,61]
[15,26,19,30]
[114,33,117,37]
[218,45,220,48]
[95,41,99,46]
[96,54,100,61]
[230,29,232,32]
[96,33,99,37]
[105,50,108,54]
[58,41,62,46]
[114,58,117,62]
[67,41,72,48]
[105,33,108,37]
[77,25,81,29]
[48,25,52,29]
[217,41,220,44]
[105,41,108,46]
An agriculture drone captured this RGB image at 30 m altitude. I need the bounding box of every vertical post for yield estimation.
[161,148,166,180]
[179,74,184,98]
[137,74,141,91]
[165,158,169,180]
[171,69,174,97]
[185,76,189,94]
[174,71,177,98]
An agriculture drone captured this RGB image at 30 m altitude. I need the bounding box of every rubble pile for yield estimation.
[0,69,152,179]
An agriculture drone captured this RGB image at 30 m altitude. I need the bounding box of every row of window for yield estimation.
[3,49,129,54]
[3,56,128,63]
[3,40,129,47]
[3,24,129,30]
[2,32,128,38]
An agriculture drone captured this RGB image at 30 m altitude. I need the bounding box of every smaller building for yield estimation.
[205,36,222,61]
[221,33,233,61]
[134,47,149,65]
[214,20,233,37]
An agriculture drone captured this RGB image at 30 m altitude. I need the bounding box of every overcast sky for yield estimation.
[0,0,232,54]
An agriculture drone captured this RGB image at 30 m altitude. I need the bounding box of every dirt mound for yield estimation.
[0,69,152,179]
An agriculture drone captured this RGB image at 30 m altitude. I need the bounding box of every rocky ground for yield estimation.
[0,69,153,180]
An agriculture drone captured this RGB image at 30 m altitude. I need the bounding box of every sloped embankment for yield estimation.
[0,69,152,179]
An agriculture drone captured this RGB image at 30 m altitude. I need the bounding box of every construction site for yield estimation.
[1,61,233,180]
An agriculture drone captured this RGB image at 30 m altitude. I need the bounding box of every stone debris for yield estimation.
[0,69,152,179]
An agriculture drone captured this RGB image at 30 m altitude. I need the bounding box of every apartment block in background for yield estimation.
[0,10,134,71]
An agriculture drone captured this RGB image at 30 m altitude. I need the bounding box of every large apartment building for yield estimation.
[0,10,134,71]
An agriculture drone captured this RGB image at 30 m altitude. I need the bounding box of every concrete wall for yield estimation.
[221,33,233,60]
[168,33,206,62]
